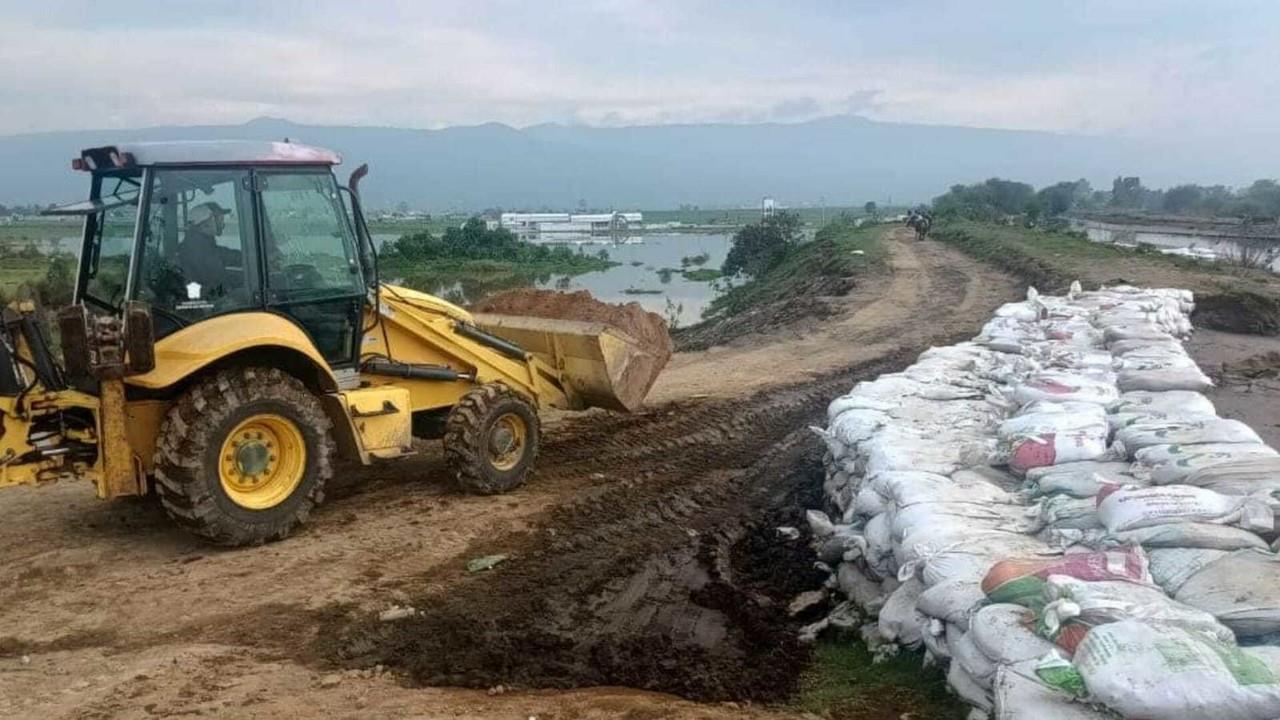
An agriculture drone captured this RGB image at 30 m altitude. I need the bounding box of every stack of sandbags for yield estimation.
[808,281,1280,719]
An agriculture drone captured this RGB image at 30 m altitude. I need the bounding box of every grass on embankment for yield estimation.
[672,219,888,350]
[792,635,965,720]
[933,220,1280,335]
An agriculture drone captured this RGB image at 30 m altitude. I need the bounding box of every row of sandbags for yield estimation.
[807,284,1280,720]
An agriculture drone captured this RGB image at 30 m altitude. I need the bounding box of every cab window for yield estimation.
[135,169,258,333]
[258,171,363,302]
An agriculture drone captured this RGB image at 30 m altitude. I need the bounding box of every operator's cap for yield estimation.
[189,201,229,226]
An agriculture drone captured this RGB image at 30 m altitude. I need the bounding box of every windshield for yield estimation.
[79,170,143,310]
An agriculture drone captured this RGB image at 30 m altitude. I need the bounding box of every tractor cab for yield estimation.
[50,141,375,368]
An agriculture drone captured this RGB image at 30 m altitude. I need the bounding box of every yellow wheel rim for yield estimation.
[488,412,528,472]
[218,413,307,510]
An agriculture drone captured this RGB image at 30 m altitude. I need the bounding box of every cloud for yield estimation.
[0,0,1276,141]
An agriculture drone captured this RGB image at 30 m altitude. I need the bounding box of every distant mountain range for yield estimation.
[0,116,1268,210]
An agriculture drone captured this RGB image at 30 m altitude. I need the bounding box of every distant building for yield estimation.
[499,211,642,236]
[762,196,775,218]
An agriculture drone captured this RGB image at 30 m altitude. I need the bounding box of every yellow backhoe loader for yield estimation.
[0,141,667,546]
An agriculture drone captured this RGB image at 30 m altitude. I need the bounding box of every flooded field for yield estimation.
[1071,217,1280,272]
[382,232,734,326]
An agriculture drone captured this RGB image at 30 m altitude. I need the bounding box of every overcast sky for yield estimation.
[1,0,1276,139]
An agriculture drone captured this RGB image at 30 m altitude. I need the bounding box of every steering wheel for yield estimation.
[284,264,324,290]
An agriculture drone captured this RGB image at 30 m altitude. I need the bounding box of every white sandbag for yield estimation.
[1096,485,1274,534]
[1147,547,1230,595]
[1182,457,1280,496]
[878,576,925,646]
[994,298,1043,322]
[1133,443,1280,485]
[1109,389,1216,418]
[970,604,1057,665]
[1037,621,1280,720]
[1036,495,1102,531]
[917,579,987,631]
[1103,322,1175,343]
[891,502,1034,543]
[863,513,895,577]
[1175,549,1280,638]
[998,405,1106,440]
[847,374,985,403]
[994,661,1112,720]
[1008,373,1120,406]
[902,534,1051,588]
[1107,410,1218,433]
[861,426,973,477]
[806,509,836,540]
[1108,337,1184,356]
[827,393,896,423]
[1107,521,1269,551]
[949,628,997,689]
[919,619,951,664]
[1116,417,1263,455]
[1024,461,1136,498]
[1118,366,1214,392]
[949,655,995,711]
[1038,348,1114,373]
[866,470,953,500]
[827,408,889,446]
[837,561,890,612]
[883,469,1017,510]
[854,484,888,517]
[1040,575,1234,653]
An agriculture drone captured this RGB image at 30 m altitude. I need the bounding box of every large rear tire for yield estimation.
[153,366,333,546]
[444,383,540,495]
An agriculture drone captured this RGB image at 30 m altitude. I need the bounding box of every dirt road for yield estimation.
[0,230,1020,719]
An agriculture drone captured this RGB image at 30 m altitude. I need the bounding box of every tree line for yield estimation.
[931,177,1280,223]
[381,216,611,267]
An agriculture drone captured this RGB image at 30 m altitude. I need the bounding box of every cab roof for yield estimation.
[77,140,342,171]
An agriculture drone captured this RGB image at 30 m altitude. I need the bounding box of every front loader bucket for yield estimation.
[472,313,668,413]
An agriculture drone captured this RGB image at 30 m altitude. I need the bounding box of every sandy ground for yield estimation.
[10,228,1273,719]
[1187,329,1280,448]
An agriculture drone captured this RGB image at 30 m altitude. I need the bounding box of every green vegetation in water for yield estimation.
[705,213,886,320]
[380,217,616,305]
[630,260,644,266]
[622,288,664,295]
[681,268,722,282]
[793,636,964,719]
[680,252,710,267]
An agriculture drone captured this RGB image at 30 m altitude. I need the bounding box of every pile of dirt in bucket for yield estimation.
[474,289,674,360]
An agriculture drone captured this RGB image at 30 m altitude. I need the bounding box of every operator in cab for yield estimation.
[178,201,240,294]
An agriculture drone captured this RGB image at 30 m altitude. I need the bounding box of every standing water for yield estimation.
[1069,218,1280,272]
[378,232,734,327]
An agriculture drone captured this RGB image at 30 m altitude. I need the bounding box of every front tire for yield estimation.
[153,366,334,546]
[444,383,540,494]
